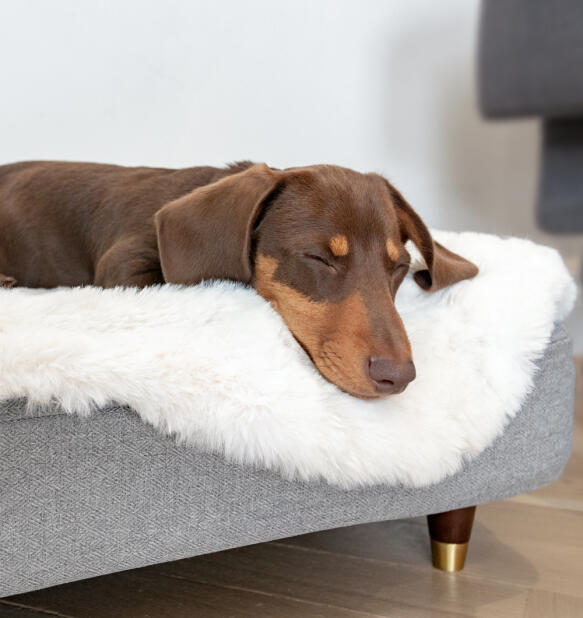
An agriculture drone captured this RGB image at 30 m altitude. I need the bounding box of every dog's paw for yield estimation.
[0,274,17,288]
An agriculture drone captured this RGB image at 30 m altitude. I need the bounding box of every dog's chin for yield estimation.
[317,367,386,400]
[340,382,412,399]
[318,365,403,399]
[340,387,386,400]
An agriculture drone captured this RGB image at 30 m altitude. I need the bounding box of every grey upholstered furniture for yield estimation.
[479,0,583,233]
[0,325,575,597]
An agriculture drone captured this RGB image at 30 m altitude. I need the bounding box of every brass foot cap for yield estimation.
[430,539,469,572]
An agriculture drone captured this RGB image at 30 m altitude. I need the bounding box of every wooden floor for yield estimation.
[2,359,581,618]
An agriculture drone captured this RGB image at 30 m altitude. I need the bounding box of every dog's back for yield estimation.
[0,160,251,287]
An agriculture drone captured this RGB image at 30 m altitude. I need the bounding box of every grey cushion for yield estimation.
[479,0,583,118]
[538,118,583,233]
[0,326,574,597]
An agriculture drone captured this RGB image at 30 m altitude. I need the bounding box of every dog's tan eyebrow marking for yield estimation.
[386,239,400,262]
[329,234,349,256]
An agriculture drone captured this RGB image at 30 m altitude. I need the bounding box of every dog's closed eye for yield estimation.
[303,253,338,273]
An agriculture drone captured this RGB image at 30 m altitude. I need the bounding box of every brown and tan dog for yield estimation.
[0,160,478,398]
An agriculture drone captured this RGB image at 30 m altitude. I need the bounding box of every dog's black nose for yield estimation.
[368,358,416,394]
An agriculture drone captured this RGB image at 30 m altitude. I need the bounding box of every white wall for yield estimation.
[1,0,581,349]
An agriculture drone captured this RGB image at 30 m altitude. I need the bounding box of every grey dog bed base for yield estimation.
[0,326,574,597]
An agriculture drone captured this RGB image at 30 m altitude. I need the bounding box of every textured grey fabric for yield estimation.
[0,327,574,597]
[478,0,583,118]
[537,118,583,233]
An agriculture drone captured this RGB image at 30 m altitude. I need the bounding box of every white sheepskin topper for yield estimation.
[0,231,576,488]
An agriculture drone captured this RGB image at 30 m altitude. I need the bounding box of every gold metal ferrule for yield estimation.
[430,539,469,572]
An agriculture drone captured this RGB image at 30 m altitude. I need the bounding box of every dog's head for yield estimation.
[155,163,478,398]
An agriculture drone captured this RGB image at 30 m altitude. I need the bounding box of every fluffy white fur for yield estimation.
[0,231,576,488]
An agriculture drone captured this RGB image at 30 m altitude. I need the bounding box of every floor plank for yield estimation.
[470,502,583,598]
[522,589,583,618]
[0,604,65,618]
[150,543,526,617]
[5,570,386,618]
[281,501,583,598]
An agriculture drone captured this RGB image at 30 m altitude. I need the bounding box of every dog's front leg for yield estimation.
[93,236,163,288]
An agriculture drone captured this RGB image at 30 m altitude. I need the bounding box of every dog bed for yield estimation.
[0,231,576,488]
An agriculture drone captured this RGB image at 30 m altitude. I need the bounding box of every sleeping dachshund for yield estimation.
[0,160,478,398]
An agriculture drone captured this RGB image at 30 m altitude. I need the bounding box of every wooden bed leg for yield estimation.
[427,506,476,572]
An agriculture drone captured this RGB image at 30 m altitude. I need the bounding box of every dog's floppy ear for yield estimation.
[155,163,280,284]
[387,182,479,292]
